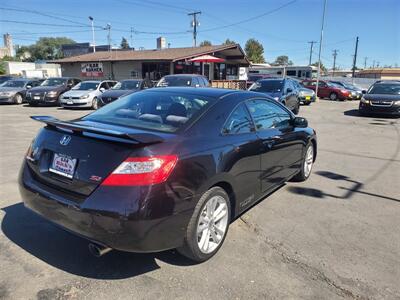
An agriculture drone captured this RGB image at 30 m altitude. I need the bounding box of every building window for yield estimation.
[214,63,226,80]
[142,62,170,81]
[226,65,238,76]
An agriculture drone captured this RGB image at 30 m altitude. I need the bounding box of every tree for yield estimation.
[244,38,265,64]
[16,37,75,61]
[199,40,212,46]
[120,37,129,49]
[223,39,236,45]
[272,55,293,66]
[311,61,327,72]
[0,55,21,75]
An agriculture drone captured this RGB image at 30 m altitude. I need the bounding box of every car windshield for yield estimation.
[41,78,66,86]
[72,82,99,90]
[0,80,26,88]
[83,91,214,133]
[368,83,400,95]
[112,80,141,90]
[249,80,283,93]
[157,76,192,87]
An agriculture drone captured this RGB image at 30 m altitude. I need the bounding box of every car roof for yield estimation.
[163,74,205,78]
[374,80,400,84]
[257,78,285,82]
[81,80,101,83]
[142,87,240,98]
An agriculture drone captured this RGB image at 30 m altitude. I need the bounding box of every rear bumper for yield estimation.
[359,102,400,115]
[19,162,192,253]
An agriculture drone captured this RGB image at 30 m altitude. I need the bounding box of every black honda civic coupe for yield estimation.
[19,87,317,262]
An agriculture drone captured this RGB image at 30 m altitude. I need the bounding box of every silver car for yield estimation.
[0,79,41,104]
[60,80,117,109]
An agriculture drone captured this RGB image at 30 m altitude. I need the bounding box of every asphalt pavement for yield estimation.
[0,100,399,299]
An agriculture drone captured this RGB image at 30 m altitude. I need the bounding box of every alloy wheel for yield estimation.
[304,145,314,177]
[14,94,22,104]
[197,195,229,254]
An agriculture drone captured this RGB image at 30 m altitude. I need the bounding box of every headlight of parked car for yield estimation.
[47,91,57,97]
[360,97,370,104]
[80,94,90,99]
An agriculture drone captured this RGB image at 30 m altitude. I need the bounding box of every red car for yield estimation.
[301,79,350,101]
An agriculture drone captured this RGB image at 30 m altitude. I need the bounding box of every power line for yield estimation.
[199,0,298,33]
[0,20,90,28]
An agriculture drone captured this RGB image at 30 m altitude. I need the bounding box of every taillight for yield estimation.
[101,155,178,186]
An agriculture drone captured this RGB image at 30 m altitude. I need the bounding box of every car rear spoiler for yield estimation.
[30,116,164,144]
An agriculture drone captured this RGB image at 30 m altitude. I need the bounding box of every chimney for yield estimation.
[157,37,166,50]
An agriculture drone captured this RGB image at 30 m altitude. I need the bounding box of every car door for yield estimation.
[283,80,298,111]
[318,81,330,98]
[221,102,262,210]
[246,99,302,193]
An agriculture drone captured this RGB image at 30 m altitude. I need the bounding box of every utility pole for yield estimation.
[89,16,96,52]
[315,0,328,102]
[130,27,134,51]
[308,41,316,65]
[188,11,201,47]
[351,36,359,78]
[105,23,111,52]
[363,57,368,69]
[332,49,338,76]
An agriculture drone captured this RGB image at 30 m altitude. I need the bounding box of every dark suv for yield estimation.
[156,74,209,87]
[248,78,300,114]
[359,80,400,116]
[26,77,81,106]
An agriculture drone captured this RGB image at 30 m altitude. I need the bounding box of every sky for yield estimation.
[1,0,399,69]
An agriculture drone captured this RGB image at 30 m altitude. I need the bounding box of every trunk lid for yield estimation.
[26,116,168,199]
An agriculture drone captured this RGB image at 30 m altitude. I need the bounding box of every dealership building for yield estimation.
[52,43,249,81]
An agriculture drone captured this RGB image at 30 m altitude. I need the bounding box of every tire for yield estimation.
[292,143,314,182]
[13,93,23,104]
[177,186,231,262]
[91,97,99,110]
[329,92,338,101]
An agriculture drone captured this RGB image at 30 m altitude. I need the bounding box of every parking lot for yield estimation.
[0,100,399,299]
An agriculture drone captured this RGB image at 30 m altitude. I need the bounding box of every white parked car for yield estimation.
[60,80,117,109]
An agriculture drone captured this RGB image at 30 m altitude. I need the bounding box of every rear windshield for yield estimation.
[112,80,141,90]
[83,91,214,133]
[157,76,192,87]
[368,83,400,95]
[249,80,283,93]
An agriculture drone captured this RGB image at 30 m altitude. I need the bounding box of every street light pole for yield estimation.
[315,0,327,102]
[89,16,96,53]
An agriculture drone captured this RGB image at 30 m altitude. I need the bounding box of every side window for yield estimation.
[74,79,81,85]
[319,81,327,87]
[100,82,109,89]
[246,99,291,130]
[223,103,253,134]
[192,77,200,87]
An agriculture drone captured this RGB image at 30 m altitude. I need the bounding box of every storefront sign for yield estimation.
[81,63,104,77]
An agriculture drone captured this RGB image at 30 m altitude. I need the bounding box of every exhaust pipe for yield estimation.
[88,243,112,257]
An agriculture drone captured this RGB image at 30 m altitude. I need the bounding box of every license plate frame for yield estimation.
[305,96,311,100]
[33,96,41,100]
[67,100,74,105]
[49,153,77,179]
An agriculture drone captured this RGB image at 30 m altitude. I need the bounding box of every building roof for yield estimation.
[358,68,400,75]
[52,44,249,64]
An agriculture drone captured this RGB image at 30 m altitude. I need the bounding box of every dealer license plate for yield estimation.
[49,153,77,179]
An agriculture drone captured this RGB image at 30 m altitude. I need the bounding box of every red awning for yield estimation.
[189,55,225,63]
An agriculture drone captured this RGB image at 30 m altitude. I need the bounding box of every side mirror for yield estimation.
[26,85,32,89]
[99,87,105,93]
[293,117,308,128]
[362,90,367,94]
